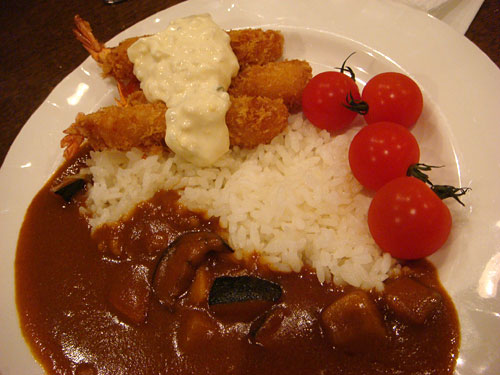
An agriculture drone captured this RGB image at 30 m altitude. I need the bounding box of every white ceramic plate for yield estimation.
[1,0,499,373]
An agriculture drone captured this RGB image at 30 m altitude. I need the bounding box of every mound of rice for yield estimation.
[83,115,397,290]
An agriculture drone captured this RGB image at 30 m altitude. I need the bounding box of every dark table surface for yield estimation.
[1,0,499,168]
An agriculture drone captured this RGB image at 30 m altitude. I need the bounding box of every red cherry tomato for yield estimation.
[362,72,423,128]
[348,121,420,190]
[368,177,452,260]
[302,71,361,131]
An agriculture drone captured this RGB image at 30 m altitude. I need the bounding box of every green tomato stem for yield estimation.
[406,163,470,206]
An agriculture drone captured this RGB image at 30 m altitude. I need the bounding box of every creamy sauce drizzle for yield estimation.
[128,14,239,166]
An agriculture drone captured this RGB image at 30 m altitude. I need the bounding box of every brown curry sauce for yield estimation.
[15,150,459,375]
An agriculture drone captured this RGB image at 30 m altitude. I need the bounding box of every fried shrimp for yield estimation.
[62,95,289,159]
[66,16,304,161]
[229,60,312,113]
[62,100,167,158]
[227,29,284,69]
[73,15,284,94]
[73,15,140,96]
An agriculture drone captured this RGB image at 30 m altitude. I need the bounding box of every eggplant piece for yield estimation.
[152,231,233,309]
[320,290,387,353]
[50,173,89,202]
[208,276,282,322]
[209,276,282,305]
[249,305,289,347]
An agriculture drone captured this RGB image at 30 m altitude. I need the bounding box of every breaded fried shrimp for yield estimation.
[73,15,140,95]
[229,60,312,113]
[74,16,285,94]
[62,101,167,156]
[66,16,302,160]
[61,96,290,159]
[227,29,284,69]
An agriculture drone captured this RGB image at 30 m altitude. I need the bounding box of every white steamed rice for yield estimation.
[82,115,398,290]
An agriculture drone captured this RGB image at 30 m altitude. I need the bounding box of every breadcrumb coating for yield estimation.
[62,95,289,157]
[226,95,289,148]
[74,15,284,86]
[66,17,308,160]
[228,29,284,69]
[229,60,312,113]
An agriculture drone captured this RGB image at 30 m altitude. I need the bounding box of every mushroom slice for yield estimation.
[208,276,282,322]
[152,231,233,309]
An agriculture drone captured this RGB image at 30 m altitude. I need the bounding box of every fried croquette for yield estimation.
[227,29,284,69]
[229,60,312,113]
[62,95,289,159]
[226,96,289,148]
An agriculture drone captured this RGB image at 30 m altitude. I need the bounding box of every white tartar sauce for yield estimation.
[127,14,239,166]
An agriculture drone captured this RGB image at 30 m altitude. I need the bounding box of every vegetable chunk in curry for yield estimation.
[15,148,459,375]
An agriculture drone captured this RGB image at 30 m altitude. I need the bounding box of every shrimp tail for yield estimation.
[73,15,109,65]
[74,15,141,97]
[61,134,85,160]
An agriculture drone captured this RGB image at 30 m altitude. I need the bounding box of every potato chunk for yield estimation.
[177,310,219,353]
[108,264,151,325]
[383,277,442,324]
[320,291,386,353]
